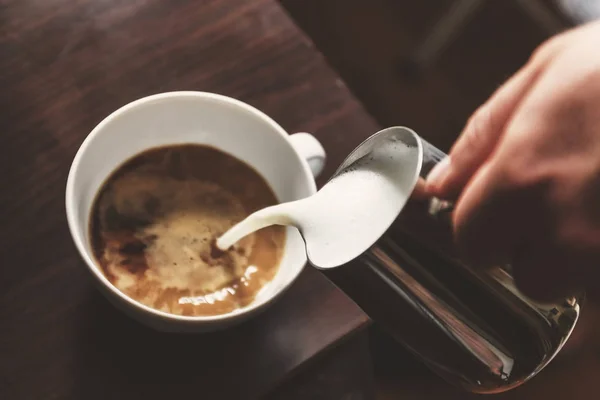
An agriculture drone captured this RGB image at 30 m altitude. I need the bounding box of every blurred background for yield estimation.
[277,1,600,398]
[279,0,599,151]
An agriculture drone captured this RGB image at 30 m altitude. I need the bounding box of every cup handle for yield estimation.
[289,132,326,178]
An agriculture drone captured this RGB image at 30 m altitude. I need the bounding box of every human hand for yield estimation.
[426,21,600,302]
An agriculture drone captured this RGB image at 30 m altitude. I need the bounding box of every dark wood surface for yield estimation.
[266,331,375,400]
[0,0,380,399]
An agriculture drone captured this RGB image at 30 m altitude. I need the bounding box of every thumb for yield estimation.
[426,60,545,198]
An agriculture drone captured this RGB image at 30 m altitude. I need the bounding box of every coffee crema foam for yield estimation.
[89,145,285,316]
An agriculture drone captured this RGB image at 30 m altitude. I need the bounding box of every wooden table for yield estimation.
[0,0,380,398]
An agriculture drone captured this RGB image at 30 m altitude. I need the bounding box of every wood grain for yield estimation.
[266,331,375,399]
[0,0,377,398]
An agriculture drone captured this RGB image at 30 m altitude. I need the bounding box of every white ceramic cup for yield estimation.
[66,91,326,332]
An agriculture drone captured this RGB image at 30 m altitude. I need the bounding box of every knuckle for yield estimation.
[494,163,545,210]
[459,106,492,155]
[492,143,550,193]
[529,37,560,65]
[494,158,527,188]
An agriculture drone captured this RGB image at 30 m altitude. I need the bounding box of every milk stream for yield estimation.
[217,138,420,269]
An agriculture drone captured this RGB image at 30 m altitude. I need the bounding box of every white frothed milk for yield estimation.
[217,136,421,269]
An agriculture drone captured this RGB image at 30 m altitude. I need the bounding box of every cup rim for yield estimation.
[65,91,316,323]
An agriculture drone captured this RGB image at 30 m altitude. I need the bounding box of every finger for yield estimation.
[426,47,554,198]
[410,177,428,201]
[451,101,559,272]
[450,36,572,273]
[451,159,531,269]
[426,66,538,197]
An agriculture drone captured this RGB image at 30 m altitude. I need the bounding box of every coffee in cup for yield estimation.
[89,144,286,316]
[66,92,326,331]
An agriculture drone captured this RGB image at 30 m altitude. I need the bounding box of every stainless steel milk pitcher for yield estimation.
[339,127,583,393]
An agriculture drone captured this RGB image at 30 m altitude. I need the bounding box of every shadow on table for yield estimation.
[68,263,367,399]
[70,275,312,399]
